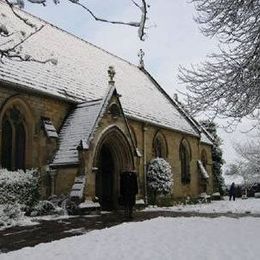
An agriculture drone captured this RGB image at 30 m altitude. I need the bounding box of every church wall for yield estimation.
[199,143,213,193]
[81,97,138,202]
[0,84,214,202]
[128,119,213,200]
[0,84,73,197]
[54,167,78,195]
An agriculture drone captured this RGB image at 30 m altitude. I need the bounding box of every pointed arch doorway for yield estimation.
[94,127,134,211]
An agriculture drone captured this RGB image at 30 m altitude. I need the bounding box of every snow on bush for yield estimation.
[0,169,40,228]
[0,169,66,229]
[0,169,39,209]
[147,158,173,204]
[30,200,64,217]
[0,203,24,229]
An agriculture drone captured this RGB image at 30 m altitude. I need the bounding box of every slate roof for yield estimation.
[42,118,58,138]
[0,2,200,138]
[51,100,103,166]
[200,133,213,145]
[52,85,119,166]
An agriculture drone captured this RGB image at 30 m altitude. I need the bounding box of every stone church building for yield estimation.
[0,2,213,209]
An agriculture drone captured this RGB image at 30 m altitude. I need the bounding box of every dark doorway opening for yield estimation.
[96,144,114,210]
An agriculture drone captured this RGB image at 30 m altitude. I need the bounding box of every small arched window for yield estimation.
[180,139,191,184]
[1,107,26,170]
[153,132,167,158]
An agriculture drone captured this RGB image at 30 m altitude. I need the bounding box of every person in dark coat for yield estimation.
[229,182,236,201]
[120,170,138,219]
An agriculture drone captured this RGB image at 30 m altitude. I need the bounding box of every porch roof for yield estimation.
[51,99,103,166]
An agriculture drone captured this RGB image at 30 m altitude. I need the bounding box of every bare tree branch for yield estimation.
[0,24,57,64]
[231,132,260,186]
[67,0,148,41]
[5,0,37,28]
[0,0,149,63]
[179,0,260,124]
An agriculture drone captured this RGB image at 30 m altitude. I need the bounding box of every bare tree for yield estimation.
[0,0,149,62]
[179,0,260,124]
[226,133,260,195]
[235,136,260,180]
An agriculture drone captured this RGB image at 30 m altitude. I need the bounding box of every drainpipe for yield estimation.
[143,124,148,204]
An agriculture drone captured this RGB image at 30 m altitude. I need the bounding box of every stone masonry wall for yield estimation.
[0,84,72,197]
[0,84,213,201]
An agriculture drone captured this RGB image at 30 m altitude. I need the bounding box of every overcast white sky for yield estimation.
[24,0,255,166]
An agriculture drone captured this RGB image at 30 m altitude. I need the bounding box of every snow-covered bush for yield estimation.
[30,200,64,217]
[0,203,24,229]
[47,194,78,215]
[0,169,40,209]
[147,158,173,205]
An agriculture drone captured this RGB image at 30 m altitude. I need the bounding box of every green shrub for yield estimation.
[156,195,174,207]
[0,169,40,208]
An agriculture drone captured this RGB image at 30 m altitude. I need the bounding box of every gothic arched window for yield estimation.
[180,139,191,184]
[1,107,26,170]
[153,132,167,158]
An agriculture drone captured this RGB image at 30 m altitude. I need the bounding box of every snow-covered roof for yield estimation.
[42,118,58,138]
[0,2,200,138]
[171,97,213,146]
[200,133,213,145]
[51,99,103,166]
[52,85,119,166]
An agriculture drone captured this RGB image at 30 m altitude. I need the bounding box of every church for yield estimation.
[0,2,213,210]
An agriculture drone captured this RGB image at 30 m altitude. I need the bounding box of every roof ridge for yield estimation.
[0,1,139,69]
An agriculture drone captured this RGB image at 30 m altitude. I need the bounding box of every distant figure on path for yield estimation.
[120,170,138,219]
[229,182,236,201]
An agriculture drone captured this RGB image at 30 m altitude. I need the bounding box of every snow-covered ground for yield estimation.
[1,198,260,260]
[2,216,260,260]
[144,197,260,214]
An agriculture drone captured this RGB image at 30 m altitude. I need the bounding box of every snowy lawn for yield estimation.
[2,198,260,259]
[144,197,260,214]
[2,216,260,260]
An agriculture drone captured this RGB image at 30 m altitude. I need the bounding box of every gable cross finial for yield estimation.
[108,66,116,86]
[138,49,145,68]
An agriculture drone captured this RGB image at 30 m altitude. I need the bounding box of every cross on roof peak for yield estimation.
[108,66,116,86]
